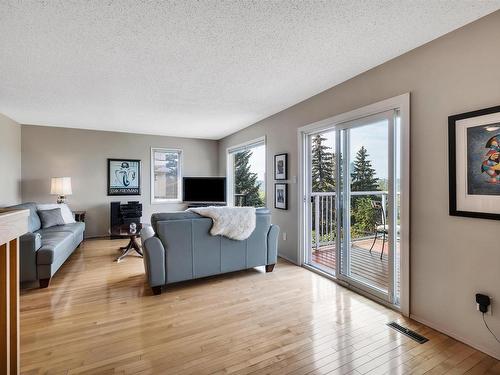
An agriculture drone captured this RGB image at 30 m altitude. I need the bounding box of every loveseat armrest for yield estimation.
[142,236,166,288]
[19,232,42,282]
[267,224,280,266]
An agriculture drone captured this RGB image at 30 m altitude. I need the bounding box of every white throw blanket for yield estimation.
[188,206,256,240]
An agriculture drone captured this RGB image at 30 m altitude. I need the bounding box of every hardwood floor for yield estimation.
[20,239,500,374]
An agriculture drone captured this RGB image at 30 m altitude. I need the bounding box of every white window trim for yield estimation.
[226,136,266,207]
[297,93,410,316]
[150,147,183,204]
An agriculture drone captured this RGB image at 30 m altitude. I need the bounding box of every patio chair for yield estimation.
[369,200,386,260]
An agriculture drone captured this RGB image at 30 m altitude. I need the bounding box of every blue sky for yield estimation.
[322,120,389,179]
[249,144,266,181]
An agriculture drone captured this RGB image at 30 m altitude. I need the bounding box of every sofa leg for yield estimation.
[265,264,275,273]
[152,286,162,295]
[39,278,51,288]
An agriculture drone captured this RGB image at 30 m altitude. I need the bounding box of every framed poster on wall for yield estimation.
[449,105,500,219]
[274,183,288,210]
[108,158,141,196]
[274,153,288,180]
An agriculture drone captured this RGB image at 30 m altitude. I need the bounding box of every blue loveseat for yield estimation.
[8,202,85,288]
[141,208,279,295]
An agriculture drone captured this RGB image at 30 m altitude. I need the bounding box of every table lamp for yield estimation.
[50,177,72,204]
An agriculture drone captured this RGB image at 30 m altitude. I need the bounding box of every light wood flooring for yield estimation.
[20,239,500,374]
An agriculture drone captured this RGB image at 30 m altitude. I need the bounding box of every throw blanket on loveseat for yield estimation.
[188,206,256,240]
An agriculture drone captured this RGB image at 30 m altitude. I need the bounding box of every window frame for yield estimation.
[226,136,266,207]
[150,147,183,204]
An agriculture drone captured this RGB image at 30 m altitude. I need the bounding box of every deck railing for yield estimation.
[311,191,388,250]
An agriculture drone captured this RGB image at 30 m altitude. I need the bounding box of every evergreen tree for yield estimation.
[350,146,378,191]
[350,146,379,236]
[311,135,335,192]
[234,150,264,207]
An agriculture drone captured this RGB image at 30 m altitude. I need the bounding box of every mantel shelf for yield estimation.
[0,209,29,245]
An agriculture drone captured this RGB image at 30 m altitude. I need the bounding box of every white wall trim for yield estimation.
[226,136,266,154]
[297,93,411,134]
[297,93,410,316]
[410,314,500,360]
[277,253,299,265]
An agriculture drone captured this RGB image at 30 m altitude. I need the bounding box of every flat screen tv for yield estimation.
[183,177,226,203]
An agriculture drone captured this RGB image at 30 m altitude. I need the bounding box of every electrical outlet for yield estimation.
[282,232,287,241]
[476,297,493,315]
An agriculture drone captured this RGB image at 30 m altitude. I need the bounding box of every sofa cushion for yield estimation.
[39,222,85,237]
[7,202,41,232]
[37,203,76,224]
[38,208,65,228]
[36,231,74,265]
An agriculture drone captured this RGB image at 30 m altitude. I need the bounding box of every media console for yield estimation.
[186,202,226,208]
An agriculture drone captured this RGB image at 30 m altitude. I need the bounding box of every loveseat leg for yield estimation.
[265,264,275,273]
[39,278,51,288]
[152,286,162,295]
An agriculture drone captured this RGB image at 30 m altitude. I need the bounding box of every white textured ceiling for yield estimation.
[1,1,499,140]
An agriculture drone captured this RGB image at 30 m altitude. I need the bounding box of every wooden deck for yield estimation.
[311,238,400,292]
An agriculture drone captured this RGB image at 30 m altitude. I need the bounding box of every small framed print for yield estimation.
[108,158,141,196]
[274,183,288,210]
[449,105,500,220]
[274,153,288,180]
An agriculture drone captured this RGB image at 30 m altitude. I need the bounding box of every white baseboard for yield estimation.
[278,253,299,265]
[410,314,500,360]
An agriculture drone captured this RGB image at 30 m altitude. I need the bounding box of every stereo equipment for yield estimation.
[110,201,142,239]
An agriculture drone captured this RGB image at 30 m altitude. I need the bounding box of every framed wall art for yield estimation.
[449,105,500,220]
[274,183,288,210]
[274,153,288,180]
[108,158,141,196]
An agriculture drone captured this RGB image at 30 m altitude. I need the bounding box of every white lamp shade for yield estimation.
[50,177,72,196]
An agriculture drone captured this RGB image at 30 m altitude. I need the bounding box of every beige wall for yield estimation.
[0,113,22,206]
[218,11,500,358]
[21,125,219,237]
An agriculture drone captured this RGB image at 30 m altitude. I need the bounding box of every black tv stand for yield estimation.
[186,202,226,208]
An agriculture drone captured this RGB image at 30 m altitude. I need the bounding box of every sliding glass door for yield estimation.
[303,110,402,306]
[306,130,337,275]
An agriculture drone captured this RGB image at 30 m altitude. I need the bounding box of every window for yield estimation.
[226,137,266,207]
[151,148,182,203]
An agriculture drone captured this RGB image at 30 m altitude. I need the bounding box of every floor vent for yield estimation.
[387,322,429,344]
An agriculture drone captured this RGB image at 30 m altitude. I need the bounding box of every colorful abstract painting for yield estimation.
[467,124,500,195]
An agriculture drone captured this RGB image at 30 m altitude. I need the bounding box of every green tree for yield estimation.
[234,150,264,207]
[350,146,379,237]
[351,146,378,191]
[351,197,377,237]
[311,135,335,192]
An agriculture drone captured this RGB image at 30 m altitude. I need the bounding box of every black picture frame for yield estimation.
[449,105,500,220]
[274,183,288,210]
[107,158,141,196]
[274,153,288,180]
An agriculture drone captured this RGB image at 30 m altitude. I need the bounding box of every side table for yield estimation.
[110,224,143,262]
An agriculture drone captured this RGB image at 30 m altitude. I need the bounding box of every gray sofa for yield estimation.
[141,208,279,295]
[8,202,85,288]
